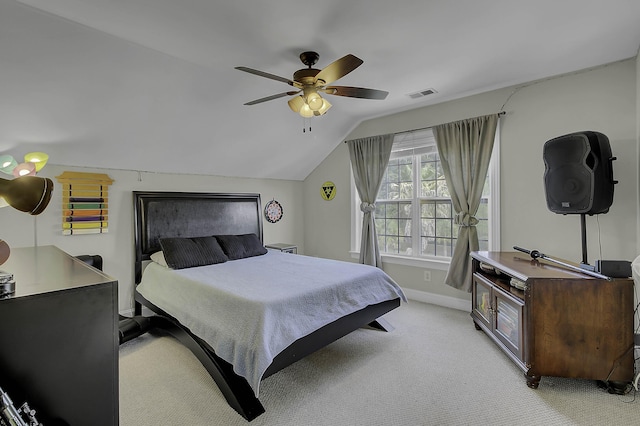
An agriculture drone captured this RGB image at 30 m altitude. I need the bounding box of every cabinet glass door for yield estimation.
[494,292,524,359]
[472,275,492,328]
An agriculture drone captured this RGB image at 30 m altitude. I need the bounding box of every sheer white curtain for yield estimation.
[433,114,499,291]
[347,134,394,267]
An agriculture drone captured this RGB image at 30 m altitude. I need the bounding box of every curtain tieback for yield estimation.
[455,211,478,227]
[360,202,376,213]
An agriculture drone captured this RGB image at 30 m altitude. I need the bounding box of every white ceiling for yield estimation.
[2,0,640,180]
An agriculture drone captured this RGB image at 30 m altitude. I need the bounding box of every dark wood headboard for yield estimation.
[133,191,263,284]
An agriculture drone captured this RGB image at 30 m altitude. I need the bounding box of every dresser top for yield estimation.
[1,245,115,299]
[471,251,596,281]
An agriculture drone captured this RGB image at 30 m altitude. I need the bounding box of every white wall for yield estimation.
[2,59,637,313]
[0,164,303,313]
[304,58,639,306]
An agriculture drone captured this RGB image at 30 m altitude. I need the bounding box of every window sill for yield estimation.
[349,251,450,271]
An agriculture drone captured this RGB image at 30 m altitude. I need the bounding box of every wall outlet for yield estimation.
[635,333,640,346]
[423,271,431,282]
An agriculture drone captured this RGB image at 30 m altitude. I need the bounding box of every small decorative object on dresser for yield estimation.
[265,243,297,254]
[0,386,42,426]
[470,250,634,394]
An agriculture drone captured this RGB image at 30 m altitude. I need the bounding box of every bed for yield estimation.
[133,191,405,421]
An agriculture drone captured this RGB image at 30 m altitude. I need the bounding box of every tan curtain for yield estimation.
[347,134,394,267]
[433,114,499,291]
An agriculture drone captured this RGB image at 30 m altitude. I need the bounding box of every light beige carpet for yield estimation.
[119,301,640,425]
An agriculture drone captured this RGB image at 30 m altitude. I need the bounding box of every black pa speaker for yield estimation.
[543,131,617,215]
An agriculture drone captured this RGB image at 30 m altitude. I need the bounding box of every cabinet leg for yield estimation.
[473,321,482,330]
[525,373,540,389]
[597,380,629,395]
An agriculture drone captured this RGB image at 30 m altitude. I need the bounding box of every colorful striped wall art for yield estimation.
[55,171,114,235]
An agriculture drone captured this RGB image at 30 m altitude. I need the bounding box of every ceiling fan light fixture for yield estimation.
[299,104,314,118]
[303,88,323,111]
[317,98,331,115]
[288,95,305,113]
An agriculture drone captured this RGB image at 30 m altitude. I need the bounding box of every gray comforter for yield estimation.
[137,250,406,395]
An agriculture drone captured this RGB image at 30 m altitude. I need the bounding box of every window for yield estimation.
[352,128,499,266]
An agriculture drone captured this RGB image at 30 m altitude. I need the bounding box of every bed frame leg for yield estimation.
[368,317,395,332]
[149,316,265,421]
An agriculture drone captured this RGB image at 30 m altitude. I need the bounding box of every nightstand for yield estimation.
[265,243,297,254]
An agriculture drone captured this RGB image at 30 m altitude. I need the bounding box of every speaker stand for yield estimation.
[579,213,596,272]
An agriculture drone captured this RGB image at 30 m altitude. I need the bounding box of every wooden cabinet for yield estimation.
[0,246,118,425]
[470,251,634,392]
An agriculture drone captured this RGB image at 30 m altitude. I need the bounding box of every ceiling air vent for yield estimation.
[408,88,437,99]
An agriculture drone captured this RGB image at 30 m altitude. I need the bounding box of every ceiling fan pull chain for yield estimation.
[302,117,312,133]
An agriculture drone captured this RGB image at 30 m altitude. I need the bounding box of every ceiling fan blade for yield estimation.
[244,91,300,105]
[235,66,295,86]
[314,54,363,85]
[323,86,388,100]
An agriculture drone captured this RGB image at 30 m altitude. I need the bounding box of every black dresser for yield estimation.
[0,246,118,425]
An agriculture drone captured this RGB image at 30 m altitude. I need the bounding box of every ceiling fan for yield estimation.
[235,51,388,117]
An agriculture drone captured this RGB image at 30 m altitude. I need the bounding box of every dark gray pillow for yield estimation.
[159,236,228,269]
[215,233,267,260]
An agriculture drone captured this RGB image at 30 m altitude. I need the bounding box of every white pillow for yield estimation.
[150,251,168,267]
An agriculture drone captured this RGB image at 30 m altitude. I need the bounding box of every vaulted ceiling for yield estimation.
[2,0,639,180]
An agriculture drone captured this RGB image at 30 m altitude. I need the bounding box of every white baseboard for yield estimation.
[119,306,155,318]
[401,287,470,312]
[119,307,136,317]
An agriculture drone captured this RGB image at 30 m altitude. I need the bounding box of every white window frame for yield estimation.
[350,125,501,270]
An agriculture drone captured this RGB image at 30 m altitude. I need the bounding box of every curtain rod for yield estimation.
[344,111,505,142]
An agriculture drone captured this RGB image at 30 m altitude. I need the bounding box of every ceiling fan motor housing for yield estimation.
[294,68,321,85]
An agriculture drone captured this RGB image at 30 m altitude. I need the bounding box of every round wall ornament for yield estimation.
[321,181,336,201]
[264,199,283,223]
